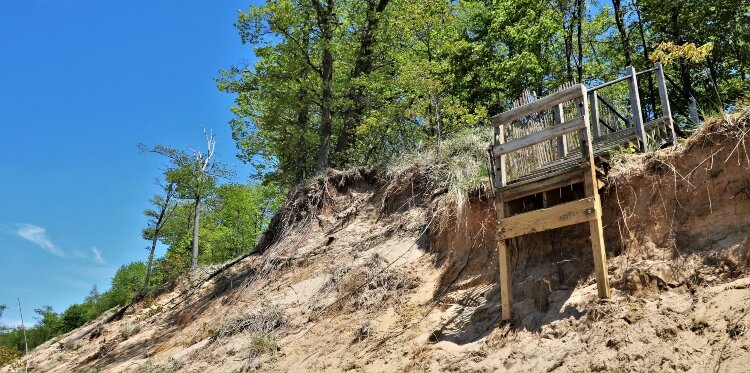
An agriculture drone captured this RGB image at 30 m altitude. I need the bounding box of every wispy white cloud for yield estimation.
[91,247,105,265]
[70,247,106,265]
[15,224,65,257]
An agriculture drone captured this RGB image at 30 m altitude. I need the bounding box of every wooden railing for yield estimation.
[489,63,677,191]
[587,62,676,152]
[490,84,589,189]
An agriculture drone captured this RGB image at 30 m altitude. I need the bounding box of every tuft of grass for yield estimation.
[247,334,278,356]
[120,321,141,339]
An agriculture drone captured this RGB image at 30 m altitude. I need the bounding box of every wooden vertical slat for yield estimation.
[626,65,647,151]
[578,90,611,300]
[553,103,568,158]
[493,126,507,187]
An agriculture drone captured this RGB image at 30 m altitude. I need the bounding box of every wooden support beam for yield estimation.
[583,163,611,299]
[495,194,512,321]
[626,65,647,151]
[491,84,585,126]
[498,197,598,239]
[654,62,677,146]
[492,117,585,157]
[579,89,611,299]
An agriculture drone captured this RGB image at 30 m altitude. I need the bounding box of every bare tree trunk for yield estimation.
[612,0,632,66]
[144,234,159,290]
[295,86,310,184]
[294,25,312,184]
[144,182,174,291]
[669,4,694,97]
[559,0,574,81]
[575,0,584,82]
[312,0,335,172]
[191,195,201,270]
[333,0,390,166]
[634,0,657,116]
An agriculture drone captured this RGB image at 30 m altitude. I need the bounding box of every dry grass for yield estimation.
[215,302,285,340]
[120,321,141,340]
[387,128,492,211]
[132,358,183,373]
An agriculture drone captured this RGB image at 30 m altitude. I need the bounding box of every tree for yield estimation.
[140,130,232,270]
[108,262,147,306]
[142,180,176,290]
[219,0,319,185]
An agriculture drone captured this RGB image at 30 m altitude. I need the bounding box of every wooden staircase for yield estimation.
[489,63,676,320]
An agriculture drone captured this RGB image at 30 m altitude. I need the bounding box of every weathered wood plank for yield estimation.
[498,197,598,239]
[627,65,647,151]
[502,174,584,202]
[553,103,568,158]
[491,84,585,126]
[590,91,601,139]
[493,126,507,188]
[501,169,583,202]
[655,62,677,145]
[492,117,585,157]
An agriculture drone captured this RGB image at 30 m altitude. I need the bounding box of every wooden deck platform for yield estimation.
[488,63,677,321]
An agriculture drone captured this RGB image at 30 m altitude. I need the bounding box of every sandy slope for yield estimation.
[5,113,750,372]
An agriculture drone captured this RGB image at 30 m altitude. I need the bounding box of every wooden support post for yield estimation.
[589,91,601,139]
[496,194,512,321]
[654,63,677,146]
[578,90,611,299]
[494,123,512,320]
[553,103,568,158]
[626,66,647,152]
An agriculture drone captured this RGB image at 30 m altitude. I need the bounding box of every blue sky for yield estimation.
[0,0,260,326]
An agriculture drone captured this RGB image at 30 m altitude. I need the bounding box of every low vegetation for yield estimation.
[215,302,285,341]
